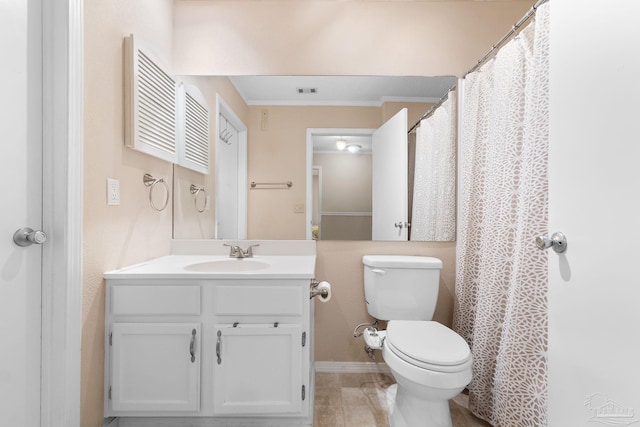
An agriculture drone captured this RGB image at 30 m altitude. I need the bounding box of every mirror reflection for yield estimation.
[172,75,457,242]
[312,132,373,241]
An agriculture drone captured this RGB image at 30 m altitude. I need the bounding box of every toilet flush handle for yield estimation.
[371,269,386,275]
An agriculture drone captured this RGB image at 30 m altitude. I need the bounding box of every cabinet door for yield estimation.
[214,324,303,415]
[110,323,201,412]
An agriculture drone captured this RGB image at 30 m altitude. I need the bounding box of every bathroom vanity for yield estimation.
[103,240,317,426]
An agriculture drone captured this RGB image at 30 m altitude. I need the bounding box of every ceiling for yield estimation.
[229,75,456,107]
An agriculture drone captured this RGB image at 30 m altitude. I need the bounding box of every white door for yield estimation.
[216,114,239,239]
[214,324,303,415]
[372,108,408,240]
[216,98,248,240]
[0,0,43,425]
[548,0,640,424]
[110,323,201,413]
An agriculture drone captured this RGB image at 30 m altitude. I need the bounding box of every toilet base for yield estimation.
[386,384,453,427]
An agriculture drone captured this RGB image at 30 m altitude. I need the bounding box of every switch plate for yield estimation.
[107,178,120,205]
[294,203,305,213]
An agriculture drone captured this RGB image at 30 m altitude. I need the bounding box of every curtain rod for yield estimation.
[464,0,549,77]
[408,84,456,134]
[408,0,548,134]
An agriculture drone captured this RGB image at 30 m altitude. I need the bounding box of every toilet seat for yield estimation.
[385,320,471,373]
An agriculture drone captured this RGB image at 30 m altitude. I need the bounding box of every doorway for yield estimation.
[305,128,374,240]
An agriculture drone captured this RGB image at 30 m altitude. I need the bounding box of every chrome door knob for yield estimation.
[535,232,567,254]
[13,227,47,247]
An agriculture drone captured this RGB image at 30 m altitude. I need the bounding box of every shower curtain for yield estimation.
[410,94,457,241]
[454,3,550,426]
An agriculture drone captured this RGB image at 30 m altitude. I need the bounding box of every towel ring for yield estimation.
[190,184,207,213]
[143,173,169,212]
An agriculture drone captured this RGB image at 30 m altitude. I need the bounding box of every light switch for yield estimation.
[294,203,305,213]
[107,178,120,205]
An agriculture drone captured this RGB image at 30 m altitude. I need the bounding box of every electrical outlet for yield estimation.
[294,203,305,213]
[107,178,120,205]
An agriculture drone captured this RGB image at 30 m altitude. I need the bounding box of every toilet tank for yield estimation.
[362,255,443,321]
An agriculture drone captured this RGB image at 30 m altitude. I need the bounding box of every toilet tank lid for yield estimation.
[362,255,443,269]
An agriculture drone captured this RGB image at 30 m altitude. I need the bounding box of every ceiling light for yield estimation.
[347,144,361,153]
[336,139,347,151]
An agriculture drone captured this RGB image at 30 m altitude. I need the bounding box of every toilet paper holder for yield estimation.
[310,279,330,300]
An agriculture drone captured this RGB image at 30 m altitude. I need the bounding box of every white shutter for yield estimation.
[124,34,178,164]
[178,84,210,174]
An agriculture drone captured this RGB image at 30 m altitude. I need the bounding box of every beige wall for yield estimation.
[313,153,372,213]
[383,101,435,127]
[320,215,373,241]
[314,152,373,240]
[83,1,175,426]
[173,1,532,77]
[246,105,382,239]
[82,1,534,425]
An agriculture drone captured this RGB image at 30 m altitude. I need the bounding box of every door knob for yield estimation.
[13,227,47,247]
[535,232,567,254]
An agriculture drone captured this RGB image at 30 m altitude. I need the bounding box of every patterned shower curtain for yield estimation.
[454,3,550,426]
[410,93,457,241]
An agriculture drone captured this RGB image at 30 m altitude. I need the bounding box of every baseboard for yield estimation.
[314,361,391,374]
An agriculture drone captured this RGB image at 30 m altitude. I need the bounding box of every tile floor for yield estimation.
[314,372,491,427]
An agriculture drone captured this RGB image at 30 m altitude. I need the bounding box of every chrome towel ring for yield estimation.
[143,173,170,211]
[190,184,207,213]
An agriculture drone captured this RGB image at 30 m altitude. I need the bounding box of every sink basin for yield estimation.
[184,259,270,273]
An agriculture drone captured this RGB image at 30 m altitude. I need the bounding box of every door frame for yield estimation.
[311,166,322,240]
[41,1,83,426]
[305,128,375,240]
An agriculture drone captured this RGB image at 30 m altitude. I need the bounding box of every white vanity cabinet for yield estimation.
[212,281,308,415]
[105,284,203,417]
[110,322,201,413]
[104,257,315,427]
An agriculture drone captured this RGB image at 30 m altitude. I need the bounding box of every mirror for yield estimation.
[172,75,457,242]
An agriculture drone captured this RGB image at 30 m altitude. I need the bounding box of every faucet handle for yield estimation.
[223,243,241,257]
[246,244,260,256]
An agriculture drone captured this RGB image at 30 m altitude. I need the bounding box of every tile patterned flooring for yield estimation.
[314,372,491,427]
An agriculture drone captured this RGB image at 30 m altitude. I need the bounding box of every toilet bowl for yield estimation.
[364,321,472,427]
[361,256,472,427]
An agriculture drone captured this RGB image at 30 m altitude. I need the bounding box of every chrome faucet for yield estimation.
[223,243,260,259]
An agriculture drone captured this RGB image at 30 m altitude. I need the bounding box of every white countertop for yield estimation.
[105,240,317,280]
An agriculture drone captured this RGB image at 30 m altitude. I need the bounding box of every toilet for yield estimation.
[361,255,472,427]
